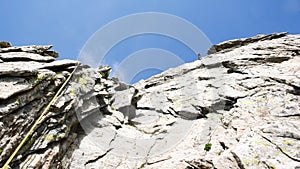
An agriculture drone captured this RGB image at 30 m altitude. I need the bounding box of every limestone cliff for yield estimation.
[0,33,299,169]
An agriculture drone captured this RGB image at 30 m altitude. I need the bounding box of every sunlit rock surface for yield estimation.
[0,33,299,169]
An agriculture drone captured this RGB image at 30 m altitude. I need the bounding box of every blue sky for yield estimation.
[1,0,300,83]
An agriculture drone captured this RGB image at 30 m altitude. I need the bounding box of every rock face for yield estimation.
[0,33,299,169]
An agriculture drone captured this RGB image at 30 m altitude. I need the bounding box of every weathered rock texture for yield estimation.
[0,33,299,169]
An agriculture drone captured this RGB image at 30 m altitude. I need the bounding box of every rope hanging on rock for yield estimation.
[1,62,79,169]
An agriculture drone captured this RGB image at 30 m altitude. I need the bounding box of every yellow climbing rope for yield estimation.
[1,62,79,169]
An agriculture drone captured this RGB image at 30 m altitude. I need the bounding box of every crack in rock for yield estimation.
[84,148,113,166]
[260,134,300,162]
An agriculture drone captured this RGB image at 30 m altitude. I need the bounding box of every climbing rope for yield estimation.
[1,62,79,169]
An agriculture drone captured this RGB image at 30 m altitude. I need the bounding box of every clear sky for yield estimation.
[1,0,300,83]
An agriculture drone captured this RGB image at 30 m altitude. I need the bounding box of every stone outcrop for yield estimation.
[0,33,299,169]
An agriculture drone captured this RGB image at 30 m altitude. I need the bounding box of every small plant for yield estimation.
[111,106,115,110]
[204,143,212,151]
[37,73,44,81]
[138,162,146,169]
[69,88,76,96]
[28,76,37,83]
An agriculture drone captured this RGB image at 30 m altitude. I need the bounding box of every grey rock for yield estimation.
[98,65,111,79]
[0,44,81,168]
[207,32,287,54]
[0,60,77,76]
[0,52,55,62]
[111,86,136,122]
[0,61,41,76]
[0,77,34,100]
[0,45,52,53]
[1,33,300,169]
[0,41,12,48]
[0,45,59,58]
